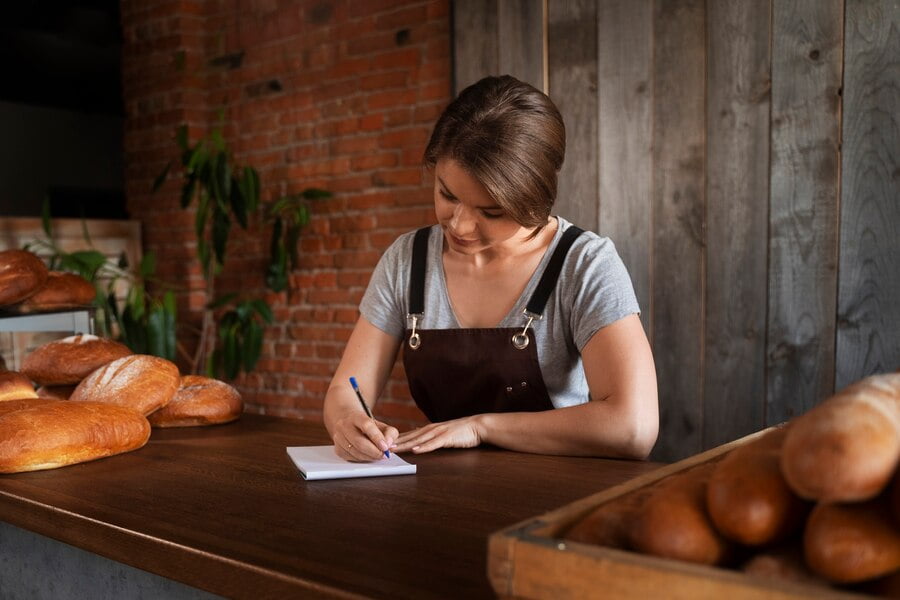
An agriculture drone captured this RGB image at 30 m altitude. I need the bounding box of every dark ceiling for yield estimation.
[0,0,122,115]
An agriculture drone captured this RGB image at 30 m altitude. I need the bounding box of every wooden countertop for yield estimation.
[0,414,660,599]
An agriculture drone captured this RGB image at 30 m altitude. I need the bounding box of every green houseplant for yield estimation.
[154,122,329,379]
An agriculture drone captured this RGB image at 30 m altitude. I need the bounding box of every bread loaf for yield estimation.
[69,354,180,415]
[12,271,95,313]
[804,498,900,583]
[21,334,133,385]
[0,397,56,418]
[0,249,48,306]
[148,375,243,427]
[781,373,900,502]
[0,371,37,401]
[0,401,150,473]
[707,427,808,545]
[629,463,731,565]
[740,543,827,587]
[36,384,77,401]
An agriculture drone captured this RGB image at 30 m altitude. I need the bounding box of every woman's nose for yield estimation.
[450,204,476,233]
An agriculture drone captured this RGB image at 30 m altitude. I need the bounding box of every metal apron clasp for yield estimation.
[407,313,423,350]
[512,310,542,350]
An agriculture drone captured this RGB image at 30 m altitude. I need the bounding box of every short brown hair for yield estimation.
[423,75,566,230]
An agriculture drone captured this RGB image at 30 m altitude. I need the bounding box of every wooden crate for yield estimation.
[487,430,872,599]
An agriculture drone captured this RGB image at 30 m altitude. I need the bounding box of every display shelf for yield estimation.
[0,309,94,334]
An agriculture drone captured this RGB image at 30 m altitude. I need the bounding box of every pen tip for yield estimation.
[349,376,358,388]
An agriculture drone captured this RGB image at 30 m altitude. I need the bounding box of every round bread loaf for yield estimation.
[781,373,900,502]
[21,334,133,385]
[0,401,150,473]
[0,371,38,401]
[804,498,900,583]
[36,384,78,401]
[564,484,655,550]
[0,249,48,306]
[69,354,180,415]
[148,375,243,427]
[13,271,95,313]
[0,397,56,418]
[707,427,808,545]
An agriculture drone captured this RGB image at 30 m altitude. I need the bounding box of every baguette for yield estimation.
[629,462,731,565]
[0,371,37,401]
[148,375,243,427]
[707,427,808,545]
[69,354,180,416]
[21,334,133,386]
[563,485,655,549]
[36,384,77,401]
[0,401,150,473]
[804,498,900,583]
[0,249,48,306]
[781,373,900,502]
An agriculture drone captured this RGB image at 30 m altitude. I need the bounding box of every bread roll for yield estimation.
[564,485,655,549]
[21,334,133,385]
[69,354,180,415]
[707,427,808,545]
[13,271,95,313]
[0,401,150,473]
[629,463,731,565]
[0,371,37,401]
[804,498,900,583]
[148,375,243,427]
[0,249,48,306]
[741,543,827,587]
[781,373,900,502]
[0,397,56,418]
[36,384,78,401]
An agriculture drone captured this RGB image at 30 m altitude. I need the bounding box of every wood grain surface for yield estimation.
[0,414,659,599]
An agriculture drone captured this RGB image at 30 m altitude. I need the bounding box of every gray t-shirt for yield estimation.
[359,216,640,409]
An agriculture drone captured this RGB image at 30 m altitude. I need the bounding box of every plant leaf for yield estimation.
[153,161,173,192]
[243,320,263,372]
[207,292,238,310]
[230,184,247,229]
[212,208,230,266]
[251,299,274,323]
[176,124,189,150]
[301,188,332,200]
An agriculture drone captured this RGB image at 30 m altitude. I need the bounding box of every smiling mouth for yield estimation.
[449,233,477,245]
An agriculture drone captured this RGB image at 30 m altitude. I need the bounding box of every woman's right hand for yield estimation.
[331,411,398,462]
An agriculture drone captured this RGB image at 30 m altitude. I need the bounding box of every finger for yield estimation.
[356,420,390,459]
[380,424,400,448]
[394,426,441,451]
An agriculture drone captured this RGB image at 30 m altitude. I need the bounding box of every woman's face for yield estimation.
[433,159,526,255]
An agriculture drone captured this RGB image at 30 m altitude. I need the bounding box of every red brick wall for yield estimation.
[121,0,450,427]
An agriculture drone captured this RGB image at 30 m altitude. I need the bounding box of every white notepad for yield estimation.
[286,445,417,480]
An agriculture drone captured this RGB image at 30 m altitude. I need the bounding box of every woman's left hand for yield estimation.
[393,416,484,454]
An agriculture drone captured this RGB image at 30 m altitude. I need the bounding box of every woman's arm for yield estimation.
[323,317,402,461]
[393,314,659,459]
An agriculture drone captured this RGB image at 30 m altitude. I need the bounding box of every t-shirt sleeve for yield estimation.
[358,233,411,339]
[567,237,641,351]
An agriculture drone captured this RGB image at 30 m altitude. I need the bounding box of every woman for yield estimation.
[323,75,658,461]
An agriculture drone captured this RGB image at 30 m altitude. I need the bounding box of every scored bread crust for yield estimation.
[69,354,180,415]
[0,401,150,473]
[148,375,243,427]
[13,271,95,313]
[21,334,133,386]
[0,249,48,306]
[0,371,38,401]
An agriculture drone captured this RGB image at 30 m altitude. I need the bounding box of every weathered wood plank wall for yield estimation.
[452,0,900,461]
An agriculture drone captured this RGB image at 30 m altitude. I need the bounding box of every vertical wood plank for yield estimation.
[547,0,598,231]
[597,1,653,334]
[452,0,499,94]
[767,0,843,424]
[837,0,900,387]
[705,0,772,447]
[498,0,544,91]
[650,0,707,462]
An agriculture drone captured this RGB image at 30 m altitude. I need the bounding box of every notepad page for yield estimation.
[286,446,417,480]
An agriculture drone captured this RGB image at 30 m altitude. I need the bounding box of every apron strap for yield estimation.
[524,225,584,316]
[408,226,431,316]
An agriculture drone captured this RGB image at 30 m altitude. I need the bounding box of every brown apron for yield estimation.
[402,225,584,422]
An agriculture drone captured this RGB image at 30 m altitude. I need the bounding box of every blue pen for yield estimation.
[349,377,391,458]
